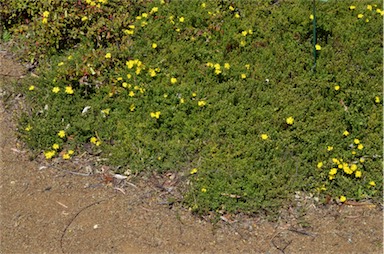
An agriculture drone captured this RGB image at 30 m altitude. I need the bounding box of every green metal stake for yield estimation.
[312,0,317,72]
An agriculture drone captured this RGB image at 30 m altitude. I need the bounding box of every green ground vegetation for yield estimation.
[1,0,382,216]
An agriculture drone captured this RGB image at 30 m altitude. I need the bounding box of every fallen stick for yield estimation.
[60,199,109,253]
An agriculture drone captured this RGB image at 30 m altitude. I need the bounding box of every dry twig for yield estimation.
[60,199,109,253]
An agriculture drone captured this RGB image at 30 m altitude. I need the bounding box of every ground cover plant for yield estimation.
[1,0,382,216]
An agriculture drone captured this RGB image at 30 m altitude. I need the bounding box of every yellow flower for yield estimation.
[150,111,161,119]
[317,162,323,169]
[229,6,234,11]
[81,16,88,21]
[124,29,134,35]
[343,130,349,136]
[150,7,158,14]
[329,175,335,180]
[367,5,372,11]
[63,153,71,160]
[201,3,206,8]
[192,92,197,97]
[44,150,56,159]
[357,144,364,150]
[359,157,365,163]
[58,62,64,66]
[179,17,185,22]
[286,116,294,125]
[235,13,240,18]
[190,168,198,174]
[241,30,248,36]
[180,98,185,104]
[198,100,206,107]
[332,158,339,164]
[170,77,177,84]
[142,13,148,18]
[128,91,135,97]
[152,43,157,49]
[58,130,66,138]
[29,85,35,91]
[201,188,207,193]
[375,96,380,103]
[355,171,362,178]
[43,11,50,18]
[52,87,60,93]
[65,86,74,94]
[315,44,321,51]
[129,104,135,112]
[309,14,314,20]
[101,108,110,116]
[224,63,230,69]
[357,14,364,19]
[351,150,356,155]
[350,164,357,171]
[105,53,111,59]
[52,143,60,150]
[353,138,360,144]
[240,40,246,46]
[329,168,337,175]
[42,18,48,24]
[25,124,32,131]
[245,64,250,70]
[148,69,156,77]
[334,85,340,91]
[343,164,353,174]
[126,60,134,69]
[68,150,74,155]
[369,181,376,187]
[339,196,347,203]
[349,6,356,10]
[90,137,98,144]
[261,134,269,140]
[327,146,333,151]
[241,73,246,79]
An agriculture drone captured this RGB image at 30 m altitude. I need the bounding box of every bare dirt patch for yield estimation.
[0,47,383,254]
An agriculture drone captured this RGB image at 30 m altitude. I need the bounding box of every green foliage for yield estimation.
[3,0,382,216]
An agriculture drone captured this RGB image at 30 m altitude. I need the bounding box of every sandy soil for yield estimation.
[0,46,383,254]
